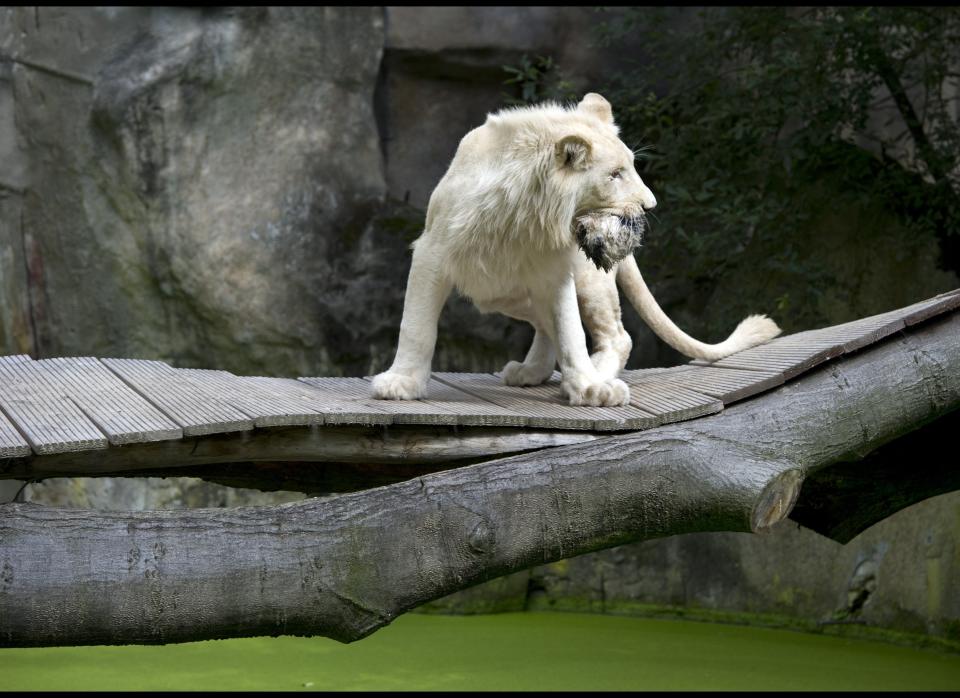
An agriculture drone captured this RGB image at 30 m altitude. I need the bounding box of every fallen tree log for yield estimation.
[790,403,960,543]
[1,313,958,647]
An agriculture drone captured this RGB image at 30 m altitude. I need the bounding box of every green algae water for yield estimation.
[2,612,958,691]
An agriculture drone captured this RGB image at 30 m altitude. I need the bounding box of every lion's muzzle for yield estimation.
[576,212,645,272]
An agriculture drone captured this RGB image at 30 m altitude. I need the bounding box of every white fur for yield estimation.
[371,93,780,406]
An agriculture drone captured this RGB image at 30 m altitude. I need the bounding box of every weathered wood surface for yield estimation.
[0,289,955,469]
[0,355,107,455]
[1,426,603,479]
[101,359,253,436]
[262,377,392,426]
[3,311,958,648]
[433,372,660,430]
[0,411,30,459]
[38,357,182,445]
[176,369,327,428]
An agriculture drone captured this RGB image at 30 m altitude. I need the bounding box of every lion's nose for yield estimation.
[641,187,657,210]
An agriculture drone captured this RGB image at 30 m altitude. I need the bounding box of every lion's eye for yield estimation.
[611,169,623,180]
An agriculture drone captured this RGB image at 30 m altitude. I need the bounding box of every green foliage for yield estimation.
[589,7,960,332]
[501,54,578,106]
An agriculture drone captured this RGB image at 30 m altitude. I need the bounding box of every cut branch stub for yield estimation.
[752,467,803,531]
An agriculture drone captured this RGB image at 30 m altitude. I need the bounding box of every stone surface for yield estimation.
[421,491,960,642]
[0,58,31,356]
[5,7,387,377]
[21,476,307,511]
[380,6,628,208]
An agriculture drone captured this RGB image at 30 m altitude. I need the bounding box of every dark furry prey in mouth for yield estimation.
[576,213,645,272]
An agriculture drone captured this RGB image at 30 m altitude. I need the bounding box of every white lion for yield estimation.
[371,93,780,407]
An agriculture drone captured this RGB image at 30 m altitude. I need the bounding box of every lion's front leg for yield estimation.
[547,273,630,407]
[371,241,452,400]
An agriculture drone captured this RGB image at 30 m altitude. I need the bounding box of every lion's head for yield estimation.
[551,93,657,269]
[436,93,657,272]
[554,93,657,217]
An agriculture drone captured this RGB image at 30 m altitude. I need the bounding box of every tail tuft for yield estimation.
[616,255,782,362]
[729,314,782,350]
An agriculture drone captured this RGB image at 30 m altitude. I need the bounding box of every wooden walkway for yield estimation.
[1,289,958,460]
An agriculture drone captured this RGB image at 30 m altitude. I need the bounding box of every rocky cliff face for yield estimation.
[420,492,960,645]
[379,7,622,209]
[1,6,957,644]
[2,7,387,377]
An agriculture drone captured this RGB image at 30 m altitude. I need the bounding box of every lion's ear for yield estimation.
[555,134,592,170]
[578,93,614,124]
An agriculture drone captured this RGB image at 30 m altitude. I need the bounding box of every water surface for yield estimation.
[2,612,958,691]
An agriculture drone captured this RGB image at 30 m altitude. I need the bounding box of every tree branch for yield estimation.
[863,39,951,185]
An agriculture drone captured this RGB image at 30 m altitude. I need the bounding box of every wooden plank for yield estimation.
[620,371,724,422]
[296,376,412,426]
[102,359,253,437]
[766,333,851,349]
[434,372,659,431]
[177,369,326,428]
[900,291,960,326]
[435,373,594,429]
[301,376,446,425]
[245,376,392,426]
[809,314,907,353]
[411,378,530,427]
[789,294,960,351]
[514,373,662,431]
[0,356,108,455]
[0,357,34,457]
[711,344,843,379]
[300,376,521,427]
[0,409,31,458]
[631,365,784,405]
[353,378,474,426]
[37,357,183,445]
[689,288,960,374]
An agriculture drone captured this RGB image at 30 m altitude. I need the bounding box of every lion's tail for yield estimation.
[616,254,781,362]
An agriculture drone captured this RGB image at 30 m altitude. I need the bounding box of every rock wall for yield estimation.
[421,492,960,645]
[380,7,621,209]
[1,6,957,644]
[1,7,387,378]
[0,57,31,356]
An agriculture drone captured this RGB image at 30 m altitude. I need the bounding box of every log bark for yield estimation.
[1,314,958,648]
[0,425,602,480]
[789,404,960,543]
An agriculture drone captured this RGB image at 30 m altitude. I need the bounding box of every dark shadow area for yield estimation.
[791,407,960,543]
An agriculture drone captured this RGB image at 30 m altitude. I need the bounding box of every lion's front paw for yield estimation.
[370,371,427,400]
[501,360,553,387]
[562,377,630,407]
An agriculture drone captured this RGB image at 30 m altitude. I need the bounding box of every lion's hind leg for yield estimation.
[502,328,557,386]
[486,297,557,387]
[551,272,630,407]
[575,256,632,381]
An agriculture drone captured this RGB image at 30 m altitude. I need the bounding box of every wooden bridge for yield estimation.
[2,289,960,648]
[3,288,958,469]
